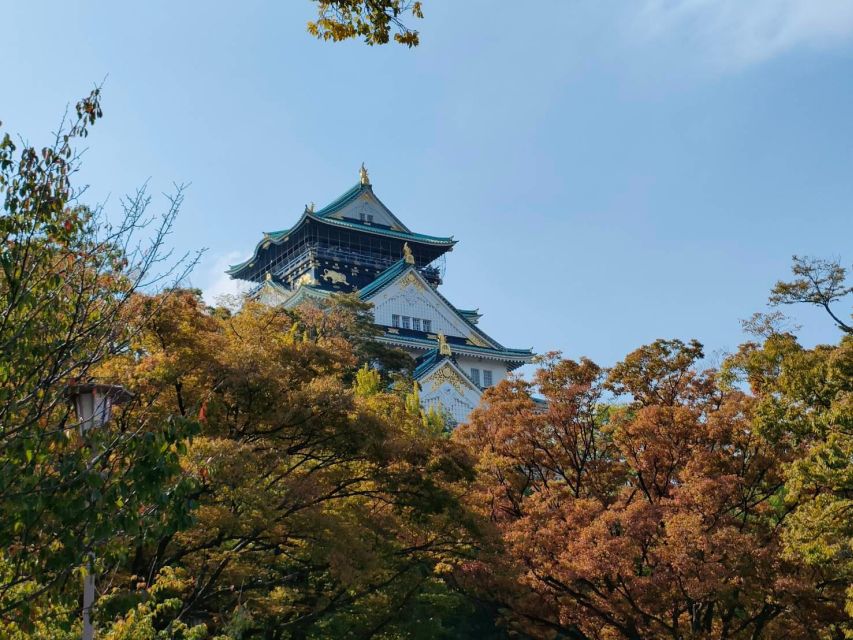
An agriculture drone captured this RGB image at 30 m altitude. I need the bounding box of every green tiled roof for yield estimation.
[309,213,454,244]
[281,284,331,309]
[314,182,415,234]
[314,182,364,217]
[456,308,481,323]
[227,212,454,278]
[413,348,447,379]
[356,258,409,298]
[379,331,533,365]
[412,350,482,392]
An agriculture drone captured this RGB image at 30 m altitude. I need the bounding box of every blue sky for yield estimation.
[3,0,852,368]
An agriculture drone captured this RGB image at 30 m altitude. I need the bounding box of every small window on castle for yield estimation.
[422,319,432,333]
[483,370,493,387]
[392,314,400,328]
[470,368,481,386]
[402,316,411,330]
[367,214,374,223]
[412,318,421,331]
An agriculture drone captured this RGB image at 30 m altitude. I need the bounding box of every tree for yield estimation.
[299,292,415,378]
[95,291,487,638]
[725,255,853,638]
[308,0,424,47]
[455,339,847,638]
[0,90,199,629]
[769,255,852,334]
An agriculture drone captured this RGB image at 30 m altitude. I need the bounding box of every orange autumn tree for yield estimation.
[94,290,493,639]
[455,339,847,639]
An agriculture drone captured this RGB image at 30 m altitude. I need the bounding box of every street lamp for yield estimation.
[66,382,133,640]
[66,383,133,434]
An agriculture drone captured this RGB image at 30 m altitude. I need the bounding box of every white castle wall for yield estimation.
[368,277,474,339]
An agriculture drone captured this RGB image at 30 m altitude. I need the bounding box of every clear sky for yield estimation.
[3,1,852,368]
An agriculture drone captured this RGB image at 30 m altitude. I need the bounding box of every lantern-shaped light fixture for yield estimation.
[66,383,133,432]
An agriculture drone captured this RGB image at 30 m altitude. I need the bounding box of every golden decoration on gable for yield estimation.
[400,272,425,290]
[428,364,472,395]
[359,162,370,185]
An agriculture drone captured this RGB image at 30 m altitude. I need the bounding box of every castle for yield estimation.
[228,166,533,423]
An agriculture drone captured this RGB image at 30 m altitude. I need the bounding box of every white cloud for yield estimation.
[634,0,853,69]
[196,250,251,308]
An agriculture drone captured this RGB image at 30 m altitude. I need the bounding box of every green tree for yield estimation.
[723,256,853,638]
[769,255,852,334]
[0,92,199,629]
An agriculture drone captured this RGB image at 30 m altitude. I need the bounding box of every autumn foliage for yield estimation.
[1,90,850,639]
[455,336,850,639]
[90,292,485,639]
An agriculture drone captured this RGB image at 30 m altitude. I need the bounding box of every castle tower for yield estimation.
[228,167,533,423]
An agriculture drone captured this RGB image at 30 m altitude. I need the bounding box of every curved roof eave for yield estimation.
[314,182,364,217]
[305,212,455,244]
[225,212,306,276]
[414,354,481,393]
[227,212,455,278]
[379,332,534,361]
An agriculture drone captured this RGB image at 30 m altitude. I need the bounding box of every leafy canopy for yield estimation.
[308,0,424,47]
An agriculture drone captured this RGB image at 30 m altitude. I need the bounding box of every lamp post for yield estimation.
[66,382,132,640]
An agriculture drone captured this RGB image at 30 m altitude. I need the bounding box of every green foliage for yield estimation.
[3,87,848,640]
[100,568,209,640]
[354,363,384,397]
[308,0,424,47]
[720,259,853,638]
[0,555,78,639]
[0,93,198,625]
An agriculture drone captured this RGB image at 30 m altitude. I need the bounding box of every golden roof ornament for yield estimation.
[306,202,315,213]
[402,242,415,265]
[265,272,272,281]
[438,332,452,356]
[359,162,370,186]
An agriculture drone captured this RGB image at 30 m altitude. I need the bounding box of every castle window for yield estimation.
[412,318,421,331]
[392,314,400,328]
[402,316,411,329]
[422,319,432,333]
[470,368,480,386]
[483,370,493,387]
